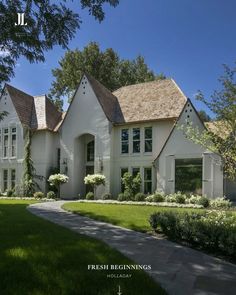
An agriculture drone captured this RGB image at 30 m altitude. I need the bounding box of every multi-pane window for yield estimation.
[3,169,8,191]
[144,127,152,153]
[3,129,9,158]
[11,169,16,189]
[144,167,152,194]
[120,167,128,192]
[121,129,129,154]
[87,140,94,161]
[132,128,140,153]
[11,127,16,157]
[132,167,140,178]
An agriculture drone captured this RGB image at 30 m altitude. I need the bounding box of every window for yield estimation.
[144,127,152,152]
[144,167,152,194]
[11,127,16,157]
[11,169,16,189]
[121,129,129,154]
[132,167,140,178]
[87,140,94,161]
[3,129,9,158]
[175,158,202,194]
[3,169,8,191]
[132,128,140,153]
[120,167,128,192]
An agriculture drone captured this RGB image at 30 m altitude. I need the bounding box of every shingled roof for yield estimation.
[4,84,62,131]
[86,73,124,123]
[112,79,187,123]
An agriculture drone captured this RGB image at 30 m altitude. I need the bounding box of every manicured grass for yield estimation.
[0,200,166,295]
[63,202,204,232]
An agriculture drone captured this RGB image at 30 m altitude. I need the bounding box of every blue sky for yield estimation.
[10,0,236,114]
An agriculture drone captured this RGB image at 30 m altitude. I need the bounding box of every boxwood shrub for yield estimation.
[86,192,94,200]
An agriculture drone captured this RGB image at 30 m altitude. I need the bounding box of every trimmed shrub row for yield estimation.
[149,210,236,260]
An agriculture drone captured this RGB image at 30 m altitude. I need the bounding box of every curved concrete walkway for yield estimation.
[28,201,236,295]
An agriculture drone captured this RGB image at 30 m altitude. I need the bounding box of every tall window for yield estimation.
[121,129,129,154]
[87,140,94,161]
[11,127,16,157]
[11,169,16,189]
[3,169,8,191]
[3,128,9,158]
[120,167,128,192]
[132,167,140,177]
[144,127,152,152]
[144,167,152,194]
[57,148,61,170]
[132,128,140,153]
[175,158,202,194]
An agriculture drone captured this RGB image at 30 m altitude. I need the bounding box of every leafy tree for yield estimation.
[182,63,236,180]
[49,42,164,108]
[198,110,211,122]
[0,0,119,89]
[121,172,142,198]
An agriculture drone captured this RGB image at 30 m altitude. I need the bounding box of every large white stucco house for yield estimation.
[0,73,235,200]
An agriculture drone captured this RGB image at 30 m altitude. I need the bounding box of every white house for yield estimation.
[0,73,235,200]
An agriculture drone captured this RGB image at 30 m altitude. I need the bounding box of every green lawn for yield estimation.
[0,200,166,295]
[63,202,204,232]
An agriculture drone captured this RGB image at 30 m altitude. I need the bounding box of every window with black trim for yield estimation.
[87,140,94,161]
[144,127,152,152]
[144,167,152,194]
[132,128,140,153]
[11,127,16,157]
[121,129,129,154]
[132,167,140,178]
[3,129,9,158]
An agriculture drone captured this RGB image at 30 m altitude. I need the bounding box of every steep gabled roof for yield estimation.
[4,84,62,131]
[86,73,124,123]
[155,99,206,160]
[113,79,187,123]
[5,83,34,127]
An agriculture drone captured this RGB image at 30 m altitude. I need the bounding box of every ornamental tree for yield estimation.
[84,174,106,197]
[180,63,236,180]
[48,173,69,198]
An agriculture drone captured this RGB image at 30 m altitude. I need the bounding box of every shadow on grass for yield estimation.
[0,202,166,295]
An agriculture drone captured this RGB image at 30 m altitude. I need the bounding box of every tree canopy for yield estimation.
[198,110,211,122]
[182,63,236,180]
[49,42,165,109]
[0,0,119,89]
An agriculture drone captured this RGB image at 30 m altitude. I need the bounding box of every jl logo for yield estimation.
[15,13,27,26]
[117,285,122,295]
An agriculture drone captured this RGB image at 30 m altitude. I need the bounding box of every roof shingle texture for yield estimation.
[112,79,187,123]
[5,84,62,131]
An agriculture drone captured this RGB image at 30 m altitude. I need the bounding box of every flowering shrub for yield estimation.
[48,174,69,186]
[149,210,236,259]
[33,191,44,199]
[210,197,232,209]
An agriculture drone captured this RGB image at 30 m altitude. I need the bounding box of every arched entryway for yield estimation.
[74,133,95,197]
